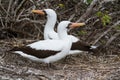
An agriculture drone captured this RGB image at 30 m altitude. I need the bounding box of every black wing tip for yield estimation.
[9,47,21,51]
[4,47,20,53]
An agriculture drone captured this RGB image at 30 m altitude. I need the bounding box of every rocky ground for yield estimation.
[0,39,120,80]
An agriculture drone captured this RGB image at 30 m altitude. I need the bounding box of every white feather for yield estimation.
[27,40,65,51]
[90,46,97,49]
[68,50,83,55]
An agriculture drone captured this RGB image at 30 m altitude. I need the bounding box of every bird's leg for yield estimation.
[47,63,58,70]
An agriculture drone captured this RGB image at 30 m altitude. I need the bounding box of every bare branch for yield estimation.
[61,8,74,15]
[105,32,120,47]
[30,0,40,8]
[16,18,44,24]
[16,8,25,20]
[0,2,8,15]
[5,0,13,27]
[109,11,120,16]
[0,15,5,28]
[102,0,116,3]
[33,24,44,37]
[6,0,13,19]
[92,21,120,45]
[68,14,75,21]
[76,0,100,22]
[14,0,27,17]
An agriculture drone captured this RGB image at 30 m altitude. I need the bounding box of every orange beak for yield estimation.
[32,10,45,15]
[70,23,85,29]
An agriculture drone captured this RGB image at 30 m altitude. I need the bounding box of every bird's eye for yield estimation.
[67,23,72,29]
[66,26,69,29]
[43,10,47,15]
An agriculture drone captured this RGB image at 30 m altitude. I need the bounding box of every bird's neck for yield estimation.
[58,29,68,40]
[44,16,57,32]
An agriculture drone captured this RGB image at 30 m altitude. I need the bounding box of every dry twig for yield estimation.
[92,21,120,45]
[105,32,120,47]
[76,0,100,22]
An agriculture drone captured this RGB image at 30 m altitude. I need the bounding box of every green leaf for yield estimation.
[58,4,65,8]
[96,11,103,17]
[101,14,111,26]
[115,26,120,30]
[86,0,93,4]
[96,11,111,26]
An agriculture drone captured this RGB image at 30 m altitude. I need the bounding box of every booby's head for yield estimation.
[58,21,85,32]
[32,9,56,18]
[57,21,85,39]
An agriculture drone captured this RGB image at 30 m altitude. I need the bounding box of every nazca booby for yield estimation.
[10,21,84,63]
